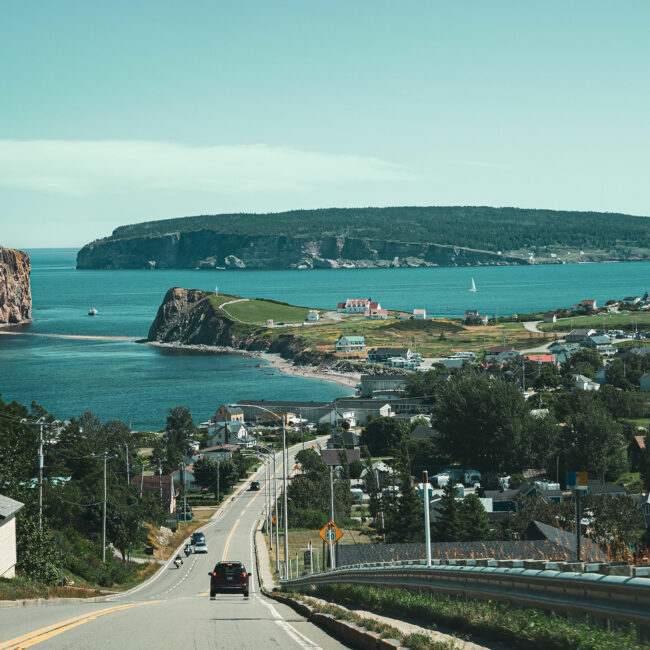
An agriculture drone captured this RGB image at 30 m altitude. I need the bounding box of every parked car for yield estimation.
[209,561,249,598]
[191,531,205,545]
[194,541,209,554]
[249,481,261,491]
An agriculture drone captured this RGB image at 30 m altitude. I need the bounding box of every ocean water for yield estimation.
[1,249,648,429]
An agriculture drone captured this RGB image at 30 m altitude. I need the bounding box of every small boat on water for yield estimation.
[88,308,98,316]
[469,278,477,292]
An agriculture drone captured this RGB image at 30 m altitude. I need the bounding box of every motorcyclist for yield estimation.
[184,545,192,557]
[174,554,183,568]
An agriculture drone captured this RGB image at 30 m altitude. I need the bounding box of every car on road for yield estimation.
[194,541,209,554]
[209,561,249,598]
[249,481,260,491]
[191,531,205,545]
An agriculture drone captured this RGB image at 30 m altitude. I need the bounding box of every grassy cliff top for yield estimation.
[105,206,650,255]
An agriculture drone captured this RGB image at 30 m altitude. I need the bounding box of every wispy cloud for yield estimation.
[0,140,412,197]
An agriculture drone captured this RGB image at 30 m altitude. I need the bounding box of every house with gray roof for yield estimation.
[0,494,25,578]
[566,328,596,343]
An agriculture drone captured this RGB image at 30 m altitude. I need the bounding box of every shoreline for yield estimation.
[143,340,360,390]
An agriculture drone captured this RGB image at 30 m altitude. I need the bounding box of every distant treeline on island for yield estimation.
[77,206,650,270]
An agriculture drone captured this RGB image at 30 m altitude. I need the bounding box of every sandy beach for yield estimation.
[144,341,360,390]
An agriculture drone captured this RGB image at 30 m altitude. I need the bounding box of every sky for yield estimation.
[2,1,649,247]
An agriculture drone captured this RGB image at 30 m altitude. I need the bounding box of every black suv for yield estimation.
[249,481,261,491]
[191,531,205,545]
[209,561,249,598]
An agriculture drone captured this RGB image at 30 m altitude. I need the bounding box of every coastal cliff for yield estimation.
[146,288,326,365]
[76,206,650,270]
[0,247,32,324]
[80,232,520,270]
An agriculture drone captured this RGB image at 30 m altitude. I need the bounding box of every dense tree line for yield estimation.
[0,396,202,586]
[107,206,650,254]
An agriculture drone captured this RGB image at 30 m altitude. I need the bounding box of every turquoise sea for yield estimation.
[1,249,648,429]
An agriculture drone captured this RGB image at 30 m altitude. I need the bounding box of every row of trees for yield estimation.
[112,206,650,255]
[0,396,209,585]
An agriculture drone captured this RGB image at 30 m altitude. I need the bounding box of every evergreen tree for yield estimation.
[384,471,424,543]
[432,481,462,542]
[458,494,490,541]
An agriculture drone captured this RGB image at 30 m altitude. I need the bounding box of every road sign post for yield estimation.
[567,471,588,562]
[318,520,343,571]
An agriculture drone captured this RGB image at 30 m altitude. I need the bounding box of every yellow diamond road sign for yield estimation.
[319,521,343,546]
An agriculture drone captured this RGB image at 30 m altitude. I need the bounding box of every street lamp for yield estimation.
[232,404,290,578]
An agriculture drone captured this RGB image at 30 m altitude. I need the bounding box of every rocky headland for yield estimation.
[76,206,650,270]
[145,287,329,366]
[0,246,32,324]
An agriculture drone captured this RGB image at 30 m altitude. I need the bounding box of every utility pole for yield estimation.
[423,471,431,567]
[139,465,144,498]
[181,461,187,525]
[522,357,526,392]
[329,466,335,570]
[282,417,289,578]
[38,421,44,533]
[375,469,385,538]
[125,444,130,485]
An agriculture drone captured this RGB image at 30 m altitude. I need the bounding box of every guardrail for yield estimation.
[280,562,650,640]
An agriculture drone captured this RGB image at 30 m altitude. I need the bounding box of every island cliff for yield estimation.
[80,232,520,270]
[77,206,650,270]
[0,247,32,324]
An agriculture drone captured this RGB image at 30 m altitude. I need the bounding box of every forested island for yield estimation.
[76,206,650,270]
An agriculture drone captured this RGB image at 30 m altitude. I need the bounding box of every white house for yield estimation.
[542,312,557,323]
[306,310,320,322]
[573,374,600,391]
[0,494,24,578]
[337,298,377,314]
[334,335,366,354]
[207,420,249,447]
[413,309,426,319]
[365,307,388,320]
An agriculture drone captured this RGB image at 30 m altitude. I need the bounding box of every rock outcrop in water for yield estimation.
[0,247,31,324]
[78,232,523,270]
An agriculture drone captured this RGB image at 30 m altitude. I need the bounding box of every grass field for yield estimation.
[539,312,650,332]
[223,299,311,324]
[281,316,551,358]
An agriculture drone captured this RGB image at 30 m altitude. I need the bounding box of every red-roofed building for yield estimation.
[413,309,427,319]
[131,474,176,513]
[524,354,559,367]
[365,307,388,320]
[338,298,376,314]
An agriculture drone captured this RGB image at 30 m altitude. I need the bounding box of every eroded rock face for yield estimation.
[77,231,524,270]
[0,247,31,324]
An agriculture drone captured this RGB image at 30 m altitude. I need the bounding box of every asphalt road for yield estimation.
[0,444,348,650]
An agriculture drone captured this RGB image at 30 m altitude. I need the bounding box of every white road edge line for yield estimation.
[252,521,322,650]
[259,599,322,650]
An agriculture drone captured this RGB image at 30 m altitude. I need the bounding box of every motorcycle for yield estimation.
[174,556,183,569]
[184,546,192,557]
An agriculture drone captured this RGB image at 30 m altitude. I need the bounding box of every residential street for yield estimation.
[0,444,347,650]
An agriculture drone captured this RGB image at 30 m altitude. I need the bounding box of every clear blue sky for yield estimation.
[2,1,649,247]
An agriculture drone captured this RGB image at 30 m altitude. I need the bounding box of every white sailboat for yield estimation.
[469,278,477,292]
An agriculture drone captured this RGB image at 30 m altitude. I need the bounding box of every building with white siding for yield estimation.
[0,494,24,579]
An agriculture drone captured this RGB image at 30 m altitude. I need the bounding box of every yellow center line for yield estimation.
[0,600,161,650]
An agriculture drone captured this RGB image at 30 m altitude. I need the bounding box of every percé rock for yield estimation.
[0,247,32,324]
[77,231,523,270]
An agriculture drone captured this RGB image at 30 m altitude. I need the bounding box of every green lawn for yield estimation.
[224,299,311,324]
[539,312,650,332]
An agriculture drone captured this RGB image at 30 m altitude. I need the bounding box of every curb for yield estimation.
[265,591,404,649]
